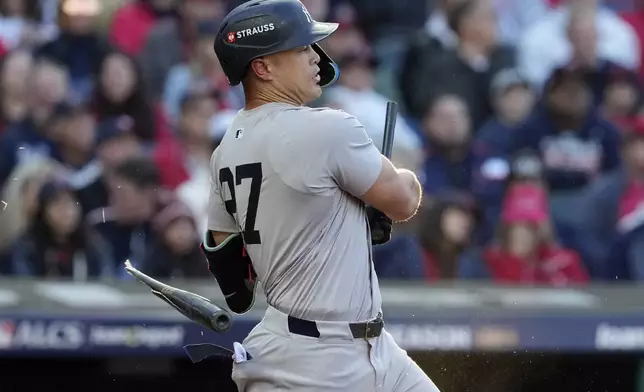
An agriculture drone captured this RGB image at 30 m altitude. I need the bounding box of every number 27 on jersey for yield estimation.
[219,162,263,245]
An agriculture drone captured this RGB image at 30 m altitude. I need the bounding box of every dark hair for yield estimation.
[113,157,161,189]
[423,92,467,120]
[93,51,156,141]
[418,191,478,252]
[447,0,476,36]
[30,182,84,248]
[0,0,41,20]
[544,67,588,94]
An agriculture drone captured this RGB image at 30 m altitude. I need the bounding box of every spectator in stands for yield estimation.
[518,0,639,87]
[348,0,427,44]
[400,0,456,122]
[49,101,95,172]
[326,49,423,173]
[421,93,494,199]
[478,183,589,285]
[417,191,481,281]
[477,148,585,247]
[93,50,169,143]
[36,0,110,103]
[493,0,549,46]
[94,51,189,188]
[0,49,33,132]
[0,58,68,184]
[139,0,227,100]
[475,150,544,243]
[475,68,536,156]
[578,117,644,279]
[146,202,210,278]
[163,20,244,124]
[75,116,141,214]
[11,179,112,279]
[0,157,60,273]
[400,0,459,108]
[322,7,372,61]
[471,70,536,230]
[408,0,516,128]
[601,69,642,121]
[0,0,54,50]
[109,0,178,56]
[77,112,189,213]
[89,156,195,276]
[174,85,220,233]
[512,67,621,224]
[564,10,640,109]
[567,9,603,98]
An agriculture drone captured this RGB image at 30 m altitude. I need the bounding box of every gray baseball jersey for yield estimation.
[207,102,383,322]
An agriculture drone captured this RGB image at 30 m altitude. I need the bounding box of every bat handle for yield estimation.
[382,101,398,158]
[371,228,386,243]
[212,311,232,331]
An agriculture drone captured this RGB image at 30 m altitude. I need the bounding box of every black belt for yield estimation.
[287,313,384,339]
[182,314,385,364]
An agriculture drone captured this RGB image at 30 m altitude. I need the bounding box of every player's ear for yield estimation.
[249,57,272,82]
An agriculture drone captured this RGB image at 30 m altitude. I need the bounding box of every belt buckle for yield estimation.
[364,319,383,339]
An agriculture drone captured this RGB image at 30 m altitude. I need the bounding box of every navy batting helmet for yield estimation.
[214,0,340,87]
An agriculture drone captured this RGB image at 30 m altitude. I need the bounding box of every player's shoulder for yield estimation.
[276,106,364,143]
[281,106,361,127]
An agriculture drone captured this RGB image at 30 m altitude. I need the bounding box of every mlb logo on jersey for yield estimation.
[235,129,244,139]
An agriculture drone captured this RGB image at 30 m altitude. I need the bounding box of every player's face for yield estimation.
[268,45,322,104]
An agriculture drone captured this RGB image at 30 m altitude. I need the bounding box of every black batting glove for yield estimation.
[366,206,392,245]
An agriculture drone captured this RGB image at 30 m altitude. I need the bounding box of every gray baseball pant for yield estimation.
[231,306,440,392]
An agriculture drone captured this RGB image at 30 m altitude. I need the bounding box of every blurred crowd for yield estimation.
[1,0,644,286]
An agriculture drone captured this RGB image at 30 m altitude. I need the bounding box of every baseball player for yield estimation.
[200,1,439,391]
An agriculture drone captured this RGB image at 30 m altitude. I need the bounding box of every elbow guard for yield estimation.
[201,232,257,314]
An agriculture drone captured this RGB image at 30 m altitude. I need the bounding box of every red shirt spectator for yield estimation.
[109,1,161,56]
[0,40,8,59]
[153,130,190,190]
[483,183,589,285]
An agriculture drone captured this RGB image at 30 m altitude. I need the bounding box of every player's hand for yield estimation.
[366,206,392,245]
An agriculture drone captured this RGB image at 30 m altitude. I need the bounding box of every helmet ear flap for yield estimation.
[312,44,339,87]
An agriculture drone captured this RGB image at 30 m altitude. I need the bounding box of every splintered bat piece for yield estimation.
[124,260,232,333]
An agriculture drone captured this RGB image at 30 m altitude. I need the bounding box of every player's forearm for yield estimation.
[395,168,422,221]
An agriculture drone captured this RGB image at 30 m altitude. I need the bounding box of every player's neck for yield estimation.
[244,84,303,110]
